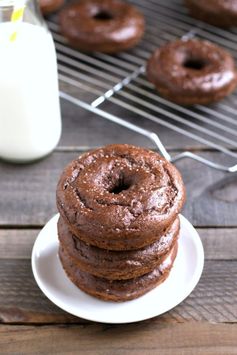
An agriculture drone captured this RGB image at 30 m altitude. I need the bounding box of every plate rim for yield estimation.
[31,213,204,324]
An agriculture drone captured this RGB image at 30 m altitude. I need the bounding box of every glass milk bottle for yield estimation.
[0,0,61,163]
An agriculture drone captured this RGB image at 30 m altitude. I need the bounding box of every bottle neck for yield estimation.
[0,0,45,28]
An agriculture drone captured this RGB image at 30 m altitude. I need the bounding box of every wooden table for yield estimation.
[0,99,237,354]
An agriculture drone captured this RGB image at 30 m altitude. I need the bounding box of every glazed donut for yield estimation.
[185,0,237,28]
[59,0,145,53]
[58,216,180,280]
[59,242,178,302]
[56,144,185,251]
[39,0,64,15]
[147,39,237,105]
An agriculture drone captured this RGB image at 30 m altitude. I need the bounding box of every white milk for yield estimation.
[0,22,61,162]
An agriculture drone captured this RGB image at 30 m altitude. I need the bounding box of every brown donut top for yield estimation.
[187,0,237,15]
[147,39,237,96]
[56,144,185,248]
[59,0,145,51]
[58,216,180,280]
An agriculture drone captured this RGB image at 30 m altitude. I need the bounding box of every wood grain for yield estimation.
[0,230,38,259]
[198,228,237,260]
[1,323,237,355]
[175,153,237,227]
[0,228,236,260]
[0,259,236,324]
[1,151,237,227]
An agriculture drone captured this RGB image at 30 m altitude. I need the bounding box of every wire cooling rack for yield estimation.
[48,0,237,172]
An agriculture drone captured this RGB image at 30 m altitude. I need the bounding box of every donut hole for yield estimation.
[109,177,132,194]
[93,10,113,21]
[183,58,207,70]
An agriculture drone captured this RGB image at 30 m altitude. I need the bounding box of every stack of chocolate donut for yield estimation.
[56,144,185,302]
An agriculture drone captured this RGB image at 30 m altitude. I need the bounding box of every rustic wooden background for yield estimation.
[1,0,237,350]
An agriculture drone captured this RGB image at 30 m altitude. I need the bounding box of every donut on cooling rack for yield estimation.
[58,0,145,53]
[56,144,185,251]
[39,0,64,15]
[184,0,237,28]
[146,39,237,105]
[59,242,178,301]
[58,216,180,280]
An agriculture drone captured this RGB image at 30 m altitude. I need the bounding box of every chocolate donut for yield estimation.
[59,0,145,53]
[147,39,237,105]
[58,216,180,280]
[185,0,237,28]
[39,0,64,15]
[56,144,185,251]
[59,242,178,302]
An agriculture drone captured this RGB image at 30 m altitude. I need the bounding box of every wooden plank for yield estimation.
[0,259,236,324]
[198,228,237,260]
[0,230,38,259]
[176,152,237,227]
[0,152,74,226]
[0,323,237,354]
[0,228,236,260]
[0,151,237,227]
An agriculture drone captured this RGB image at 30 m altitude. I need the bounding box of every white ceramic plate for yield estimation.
[32,214,204,324]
